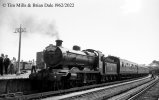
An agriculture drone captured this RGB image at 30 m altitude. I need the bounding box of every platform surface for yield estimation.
[0,71,31,80]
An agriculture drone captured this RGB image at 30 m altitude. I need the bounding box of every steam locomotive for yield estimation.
[30,40,149,89]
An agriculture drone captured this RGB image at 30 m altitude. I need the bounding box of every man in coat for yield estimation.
[4,55,10,74]
[0,54,4,76]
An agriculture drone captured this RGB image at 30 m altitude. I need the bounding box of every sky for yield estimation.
[0,0,159,65]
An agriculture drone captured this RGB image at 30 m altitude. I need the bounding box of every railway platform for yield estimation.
[0,70,31,94]
[0,70,31,80]
[136,76,159,100]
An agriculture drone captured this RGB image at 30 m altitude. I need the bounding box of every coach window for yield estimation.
[122,62,124,67]
[132,65,134,68]
[126,63,128,67]
[135,65,138,69]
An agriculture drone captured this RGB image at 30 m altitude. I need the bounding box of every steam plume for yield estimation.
[0,7,60,39]
[16,15,60,39]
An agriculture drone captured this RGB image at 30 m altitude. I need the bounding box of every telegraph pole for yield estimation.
[14,24,26,75]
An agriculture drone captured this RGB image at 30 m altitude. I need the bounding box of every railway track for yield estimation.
[126,76,159,100]
[108,76,159,100]
[46,75,153,100]
[0,75,151,100]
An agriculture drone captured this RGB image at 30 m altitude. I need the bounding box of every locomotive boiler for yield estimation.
[43,40,97,69]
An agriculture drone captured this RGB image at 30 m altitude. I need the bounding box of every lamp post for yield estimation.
[14,24,26,75]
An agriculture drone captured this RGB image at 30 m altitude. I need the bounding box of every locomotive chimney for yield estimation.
[73,45,81,51]
[56,40,63,46]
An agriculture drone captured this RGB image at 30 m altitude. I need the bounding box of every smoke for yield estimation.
[10,15,60,39]
[0,6,60,39]
[20,15,59,39]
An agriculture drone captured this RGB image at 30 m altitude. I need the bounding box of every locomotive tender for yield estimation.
[30,40,149,87]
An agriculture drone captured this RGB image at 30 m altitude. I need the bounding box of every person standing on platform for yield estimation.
[10,57,16,74]
[0,54,4,76]
[31,59,36,74]
[4,55,10,74]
